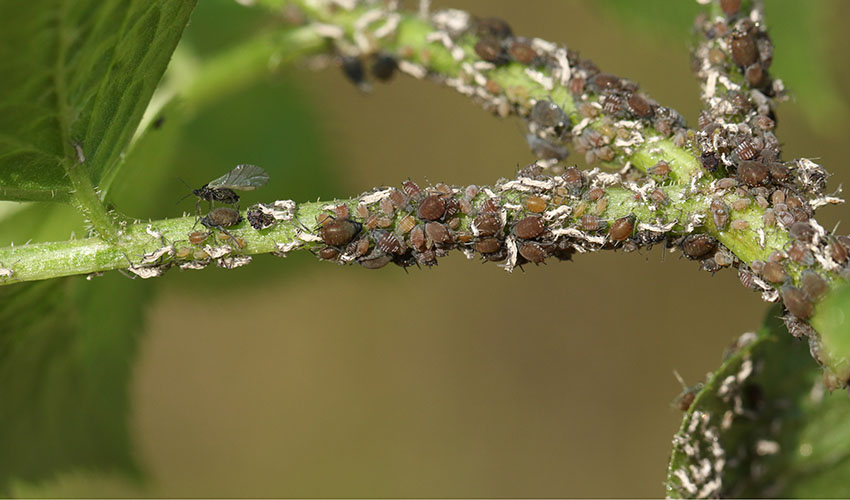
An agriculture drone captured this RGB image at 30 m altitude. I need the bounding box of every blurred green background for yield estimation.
[9,0,850,497]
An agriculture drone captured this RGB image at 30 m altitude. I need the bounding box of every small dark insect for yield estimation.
[189,231,209,245]
[358,251,393,270]
[153,115,166,129]
[682,234,718,259]
[318,246,340,260]
[737,160,769,186]
[371,53,398,81]
[514,215,545,240]
[761,261,787,283]
[475,37,506,64]
[580,214,602,232]
[735,139,759,161]
[418,195,447,221]
[341,55,368,90]
[402,180,423,200]
[801,270,829,301]
[474,17,513,39]
[508,39,538,64]
[247,206,276,230]
[416,249,439,267]
[711,199,730,231]
[608,216,635,241]
[720,0,741,16]
[745,64,764,87]
[187,164,269,212]
[730,31,759,67]
[473,213,501,237]
[700,152,719,172]
[475,237,502,254]
[376,231,403,254]
[200,207,243,231]
[782,285,813,319]
[425,222,453,245]
[531,100,568,130]
[519,241,548,264]
[592,73,621,91]
[788,221,814,243]
[320,218,362,247]
[627,93,653,118]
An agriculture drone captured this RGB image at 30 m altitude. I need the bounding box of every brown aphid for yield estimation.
[247,207,276,230]
[355,203,369,219]
[234,236,246,249]
[514,215,545,239]
[380,197,395,215]
[523,195,546,213]
[562,167,583,194]
[627,93,653,118]
[650,188,668,205]
[475,37,505,64]
[444,198,460,219]
[789,221,814,243]
[767,163,788,181]
[594,197,609,216]
[586,187,605,201]
[416,249,438,267]
[762,261,787,283]
[737,161,769,186]
[745,64,764,87]
[650,161,671,177]
[773,204,794,227]
[828,238,848,263]
[402,180,423,200]
[682,234,718,259]
[519,241,548,264]
[508,39,538,64]
[701,258,722,273]
[731,31,759,67]
[701,152,719,172]
[786,241,815,266]
[200,207,243,231]
[474,16,513,39]
[730,198,751,212]
[481,199,500,213]
[677,391,696,412]
[711,199,731,231]
[376,231,403,254]
[717,178,738,189]
[425,222,453,245]
[580,214,602,232]
[417,195,447,221]
[569,76,586,95]
[397,214,416,234]
[358,251,393,270]
[376,216,393,228]
[364,214,380,230]
[189,231,209,245]
[782,285,814,319]
[735,139,759,160]
[608,216,635,241]
[473,213,501,237]
[475,237,502,254]
[592,72,621,90]
[801,270,829,301]
[351,237,371,258]
[720,0,741,15]
[459,199,473,215]
[409,225,427,251]
[334,205,350,219]
[320,218,362,246]
[730,219,749,230]
[484,79,502,95]
[456,232,473,243]
[318,246,340,260]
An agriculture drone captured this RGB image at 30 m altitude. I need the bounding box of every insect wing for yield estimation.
[208,164,269,191]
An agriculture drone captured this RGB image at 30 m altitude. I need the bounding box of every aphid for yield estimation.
[800,270,829,301]
[711,199,730,231]
[320,218,362,246]
[318,247,340,260]
[592,73,621,91]
[200,207,243,231]
[514,215,545,239]
[380,197,395,215]
[189,231,209,245]
[416,249,438,267]
[786,241,814,266]
[459,199,473,214]
[525,195,547,213]
[586,187,605,201]
[735,139,759,160]
[531,100,568,129]
[447,217,461,230]
[389,189,408,209]
[247,206,276,230]
[397,214,417,233]
[714,248,735,267]
[720,0,741,15]
[175,247,192,259]
[484,79,503,95]
[828,237,848,263]
[649,161,671,177]
[745,64,764,87]
[594,197,609,216]
[474,38,505,64]
[562,167,583,194]
[773,203,794,227]
[767,163,788,181]
[736,160,769,186]
[409,225,427,251]
[730,219,749,230]
[627,93,653,118]
[789,222,814,243]
[401,180,422,200]
[569,76,586,95]
[730,31,759,67]
[376,231,403,254]
[717,178,738,189]
[371,53,398,81]
[700,258,721,273]
[701,152,719,172]
[188,164,269,211]
[444,198,461,219]
[508,39,538,64]
[341,55,368,90]
[604,216,632,242]
[358,251,393,270]
[349,237,371,258]
[519,241,548,264]
[682,234,717,259]
[334,205,350,219]
[576,214,601,232]
[417,195,447,221]
[782,285,813,319]
[475,237,502,254]
[526,135,568,161]
[650,188,668,205]
[481,199,500,213]
[731,198,751,211]
[473,213,501,237]
[464,184,479,199]
[425,222,453,245]
[761,261,787,283]
[474,17,513,39]
[456,232,474,243]
[377,216,393,228]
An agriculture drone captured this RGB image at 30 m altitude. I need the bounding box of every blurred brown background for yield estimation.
[24,0,850,497]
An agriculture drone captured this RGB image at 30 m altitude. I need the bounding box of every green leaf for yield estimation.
[0,0,197,202]
[666,306,850,498]
[0,274,152,492]
[811,282,850,384]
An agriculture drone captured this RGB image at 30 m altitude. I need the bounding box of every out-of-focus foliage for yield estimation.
[667,306,850,498]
